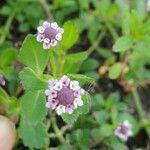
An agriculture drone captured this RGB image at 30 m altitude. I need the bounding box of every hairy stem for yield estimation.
[51,117,65,144]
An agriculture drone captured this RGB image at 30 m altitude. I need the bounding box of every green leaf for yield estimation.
[108,63,122,79]
[99,124,113,137]
[113,36,133,52]
[20,120,49,149]
[19,67,47,91]
[19,34,49,75]
[62,21,79,51]
[0,47,17,68]
[61,111,79,124]
[64,52,88,73]
[21,91,47,124]
[67,73,95,85]
[81,58,99,72]
[94,110,109,125]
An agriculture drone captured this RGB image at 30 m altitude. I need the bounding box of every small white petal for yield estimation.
[70,81,80,90]
[55,33,62,41]
[50,39,57,46]
[43,21,50,28]
[45,89,50,96]
[44,38,50,43]
[43,42,50,49]
[36,34,44,42]
[37,26,45,33]
[51,22,58,29]
[56,105,65,115]
[53,82,63,91]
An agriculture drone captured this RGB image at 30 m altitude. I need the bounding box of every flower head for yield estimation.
[114,120,133,141]
[45,75,85,115]
[0,74,5,86]
[36,21,64,49]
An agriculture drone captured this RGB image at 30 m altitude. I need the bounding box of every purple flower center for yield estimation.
[56,87,75,106]
[44,27,58,40]
[120,125,128,134]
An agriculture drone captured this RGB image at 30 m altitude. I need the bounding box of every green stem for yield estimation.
[0,8,17,44]
[59,50,65,76]
[49,50,57,77]
[132,90,145,120]
[87,29,106,56]
[105,20,119,41]
[51,117,65,144]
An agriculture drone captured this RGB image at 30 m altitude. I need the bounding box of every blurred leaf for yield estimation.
[19,34,49,75]
[108,62,122,79]
[62,21,79,51]
[64,52,88,73]
[113,36,133,52]
[94,110,109,124]
[81,58,99,72]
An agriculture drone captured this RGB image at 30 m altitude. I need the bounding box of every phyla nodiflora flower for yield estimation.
[114,120,133,141]
[45,75,85,115]
[36,21,64,49]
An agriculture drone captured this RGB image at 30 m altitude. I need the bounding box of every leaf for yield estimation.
[62,21,79,51]
[19,120,49,149]
[81,58,99,72]
[19,67,47,91]
[64,52,88,73]
[94,110,109,125]
[99,124,113,137]
[61,111,79,124]
[113,36,133,52]
[19,34,49,75]
[0,47,17,68]
[108,63,122,79]
[21,91,47,124]
[67,73,95,85]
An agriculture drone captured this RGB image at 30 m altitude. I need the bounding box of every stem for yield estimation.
[51,117,65,144]
[0,8,17,44]
[132,90,145,120]
[49,50,57,77]
[105,20,119,41]
[59,50,65,76]
[39,0,53,20]
[87,29,106,56]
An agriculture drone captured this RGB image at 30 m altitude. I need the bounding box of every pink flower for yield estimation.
[36,21,64,49]
[114,120,133,141]
[45,75,85,115]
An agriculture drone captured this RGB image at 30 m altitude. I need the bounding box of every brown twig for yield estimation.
[39,0,53,20]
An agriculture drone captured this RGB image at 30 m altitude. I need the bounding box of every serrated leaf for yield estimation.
[19,34,49,75]
[108,63,122,79]
[113,36,133,52]
[19,120,49,149]
[19,67,47,91]
[62,21,79,50]
[67,73,95,85]
[21,91,47,124]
